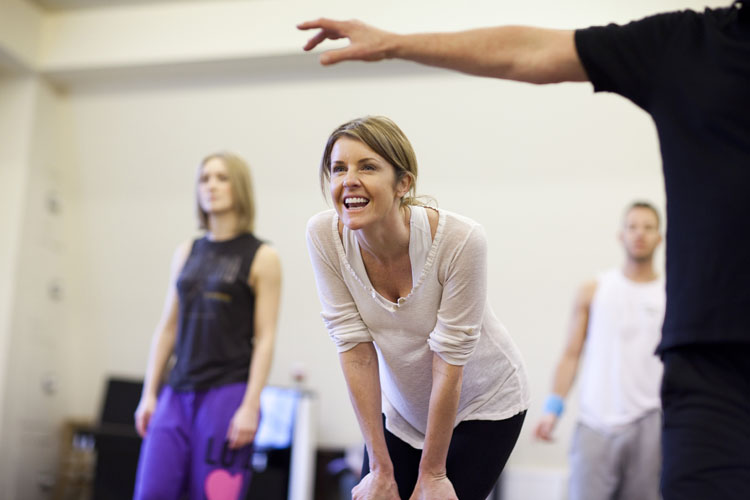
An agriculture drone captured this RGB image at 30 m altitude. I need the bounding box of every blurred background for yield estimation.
[0,0,725,498]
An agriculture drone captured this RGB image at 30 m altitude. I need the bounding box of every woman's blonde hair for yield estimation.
[196,152,255,233]
[320,116,423,206]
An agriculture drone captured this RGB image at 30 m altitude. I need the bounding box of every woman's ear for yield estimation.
[396,173,413,199]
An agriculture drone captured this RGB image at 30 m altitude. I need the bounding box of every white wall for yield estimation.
[0,74,67,499]
[0,75,37,498]
[0,0,730,497]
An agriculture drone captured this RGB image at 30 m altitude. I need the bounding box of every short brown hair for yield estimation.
[624,200,661,228]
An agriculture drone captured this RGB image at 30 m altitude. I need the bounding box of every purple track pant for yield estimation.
[133,383,254,500]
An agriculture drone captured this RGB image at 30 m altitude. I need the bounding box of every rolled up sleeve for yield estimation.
[306,214,372,352]
[427,224,487,365]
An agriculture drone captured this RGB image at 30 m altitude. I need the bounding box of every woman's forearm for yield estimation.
[419,354,463,476]
[142,324,177,398]
[240,331,275,410]
[340,343,394,474]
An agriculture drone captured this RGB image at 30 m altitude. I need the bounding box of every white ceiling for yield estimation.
[28,0,209,11]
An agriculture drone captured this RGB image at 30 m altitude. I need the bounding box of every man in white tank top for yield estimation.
[534,202,666,500]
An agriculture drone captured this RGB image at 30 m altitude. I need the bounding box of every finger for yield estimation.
[351,480,362,499]
[296,18,323,30]
[297,17,340,31]
[233,426,253,449]
[137,413,150,437]
[228,434,240,449]
[230,435,242,449]
[320,46,362,65]
[535,426,549,440]
[303,31,333,52]
[233,435,244,449]
[226,421,238,447]
[234,430,250,449]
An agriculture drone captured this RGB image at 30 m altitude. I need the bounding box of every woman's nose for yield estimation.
[343,169,360,186]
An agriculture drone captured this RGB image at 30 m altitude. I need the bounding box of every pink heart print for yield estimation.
[204,469,243,500]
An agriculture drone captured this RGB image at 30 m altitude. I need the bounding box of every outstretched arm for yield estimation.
[534,279,596,441]
[298,18,588,84]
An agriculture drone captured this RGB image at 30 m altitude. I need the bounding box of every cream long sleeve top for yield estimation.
[306,206,529,448]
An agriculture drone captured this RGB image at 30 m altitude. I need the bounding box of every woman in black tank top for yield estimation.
[132,152,282,500]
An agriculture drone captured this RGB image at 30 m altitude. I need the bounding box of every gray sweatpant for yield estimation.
[568,410,661,500]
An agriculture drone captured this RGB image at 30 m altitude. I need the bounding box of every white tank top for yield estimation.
[578,268,665,431]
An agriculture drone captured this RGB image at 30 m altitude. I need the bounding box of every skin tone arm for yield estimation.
[410,355,463,500]
[297,19,589,84]
[134,241,192,437]
[227,244,282,449]
[342,342,401,500]
[534,279,597,441]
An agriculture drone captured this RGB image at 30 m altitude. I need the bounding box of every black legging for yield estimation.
[361,411,525,500]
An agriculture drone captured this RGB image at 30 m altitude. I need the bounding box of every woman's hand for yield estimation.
[352,470,401,500]
[134,393,158,438]
[409,472,458,500]
[226,403,260,449]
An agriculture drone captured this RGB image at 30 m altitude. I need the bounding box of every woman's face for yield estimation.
[198,157,234,216]
[329,136,409,230]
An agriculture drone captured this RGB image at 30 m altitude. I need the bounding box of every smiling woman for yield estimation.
[306,116,530,500]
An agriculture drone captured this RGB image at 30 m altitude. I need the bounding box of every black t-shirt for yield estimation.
[169,233,262,391]
[575,6,750,351]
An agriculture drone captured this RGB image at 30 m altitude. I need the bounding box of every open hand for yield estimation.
[297,18,395,65]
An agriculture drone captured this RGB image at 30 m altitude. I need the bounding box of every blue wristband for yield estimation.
[543,394,564,417]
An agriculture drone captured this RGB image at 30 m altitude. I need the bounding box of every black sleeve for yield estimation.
[574,11,691,110]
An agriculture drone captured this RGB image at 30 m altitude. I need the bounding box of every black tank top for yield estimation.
[168,233,262,391]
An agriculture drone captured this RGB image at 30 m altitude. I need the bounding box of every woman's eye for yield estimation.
[332,165,346,173]
[362,164,376,171]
